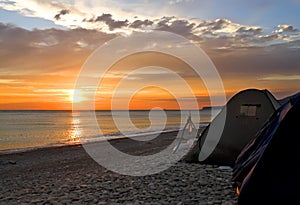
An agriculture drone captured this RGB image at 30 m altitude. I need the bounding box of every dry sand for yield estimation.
[0,131,237,204]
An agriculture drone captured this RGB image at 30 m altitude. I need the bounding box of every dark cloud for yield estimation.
[209,18,231,30]
[236,26,262,36]
[197,19,231,31]
[275,24,298,33]
[167,19,196,36]
[92,13,129,31]
[258,34,280,42]
[151,17,264,42]
[130,19,153,28]
[79,13,298,50]
[54,9,70,21]
[155,16,176,30]
[154,16,197,38]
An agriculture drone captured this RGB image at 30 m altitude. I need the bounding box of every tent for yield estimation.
[232,92,300,204]
[184,89,280,166]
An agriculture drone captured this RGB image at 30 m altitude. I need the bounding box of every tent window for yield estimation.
[240,105,259,116]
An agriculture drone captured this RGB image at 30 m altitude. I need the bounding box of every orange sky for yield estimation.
[0,50,220,110]
[0,25,299,110]
[1,1,300,110]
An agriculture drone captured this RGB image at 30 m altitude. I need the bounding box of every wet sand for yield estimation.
[0,131,237,204]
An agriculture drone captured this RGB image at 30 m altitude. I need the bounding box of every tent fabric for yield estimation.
[184,89,279,166]
[232,93,300,204]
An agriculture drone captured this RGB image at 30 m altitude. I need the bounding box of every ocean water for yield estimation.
[0,109,220,152]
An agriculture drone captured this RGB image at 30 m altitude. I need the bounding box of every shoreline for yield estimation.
[0,129,237,204]
[0,123,210,156]
[0,129,181,156]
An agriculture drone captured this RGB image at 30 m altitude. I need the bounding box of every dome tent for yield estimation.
[184,89,280,166]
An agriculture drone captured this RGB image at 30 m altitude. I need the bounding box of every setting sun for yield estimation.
[68,89,87,103]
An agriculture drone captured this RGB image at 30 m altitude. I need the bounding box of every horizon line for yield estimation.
[0,107,224,112]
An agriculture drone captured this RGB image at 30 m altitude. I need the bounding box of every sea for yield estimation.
[0,109,221,153]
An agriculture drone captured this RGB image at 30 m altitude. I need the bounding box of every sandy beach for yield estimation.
[0,131,237,204]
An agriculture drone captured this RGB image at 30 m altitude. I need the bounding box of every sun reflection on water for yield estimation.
[70,117,81,143]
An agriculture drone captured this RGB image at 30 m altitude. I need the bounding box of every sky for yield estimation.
[0,0,299,110]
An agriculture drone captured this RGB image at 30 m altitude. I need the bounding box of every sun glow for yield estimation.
[68,89,87,103]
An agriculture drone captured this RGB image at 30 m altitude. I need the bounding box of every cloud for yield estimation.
[1,1,300,109]
[0,22,299,108]
[155,17,196,37]
[1,18,299,78]
[91,13,129,31]
[1,1,300,97]
[195,18,241,34]
[236,26,262,36]
[0,0,66,19]
[258,34,281,42]
[274,24,297,33]
[168,0,194,5]
[1,1,300,47]
[0,23,115,74]
[259,75,300,81]
[252,25,300,45]
[130,19,153,28]
[209,39,300,82]
[54,9,70,20]
[0,0,88,29]
[208,18,232,31]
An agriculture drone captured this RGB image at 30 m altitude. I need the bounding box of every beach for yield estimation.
[0,131,237,205]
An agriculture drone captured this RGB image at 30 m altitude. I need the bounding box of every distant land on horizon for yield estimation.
[201,106,224,110]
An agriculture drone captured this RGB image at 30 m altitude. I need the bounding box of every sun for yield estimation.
[67,89,86,103]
